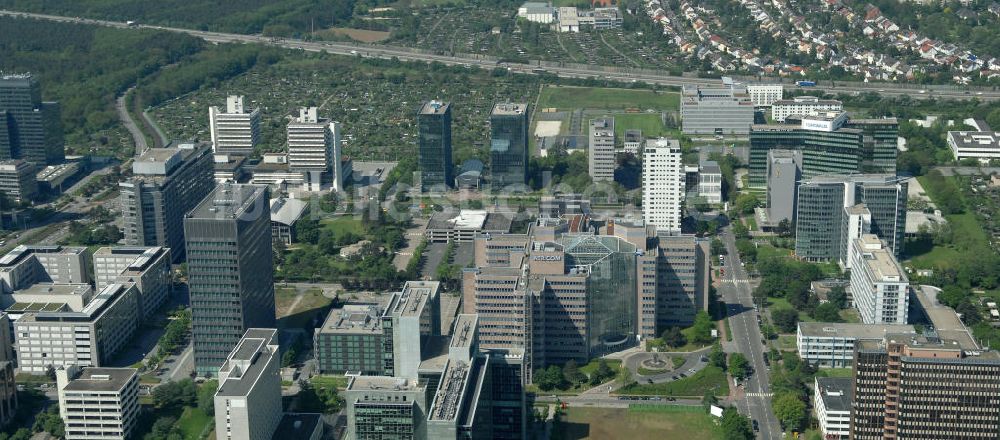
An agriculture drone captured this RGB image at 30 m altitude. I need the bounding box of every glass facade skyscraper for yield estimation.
[0,73,63,165]
[418,100,453,191]
[562,235,638,356]
[489,103,530,188]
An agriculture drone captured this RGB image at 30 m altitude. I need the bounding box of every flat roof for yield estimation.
[317,304,383,335]
[699,160,721,174]
[62,367,136,393]
[14,283,91,298]
[418,335,451,373]
[428,360,473,421]
[428,210,487,230]
[854,235,906,282]
[187,183,267,220]
[389,281,439,318]
[492,103,528,116]
[347,375,420,392]
[450,314,478,348]
[6,302,68,313]
[420,100,450,115]
[815,377,853,413]
[798,322,915,339]
[913,286,979,349]
[216,329,279,397]
[0,245,84,267]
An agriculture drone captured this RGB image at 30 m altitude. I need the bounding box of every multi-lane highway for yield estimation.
[3,9,999,102]
[719,229,782,439]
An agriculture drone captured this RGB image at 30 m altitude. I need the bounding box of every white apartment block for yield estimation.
[57,366,139,440]
[215,328,283,440]
[771,96,843,122]
[747,84,784,107]
[698,160,723,204]
[848,235,909,324]
[209,95,262,156]
[517,2,555,23]
[92,246,172,320]
[814,377,852,440]
[287,107,342,192]
[797,322,915,368]
[642,138,683,235]
[16,283,139,373]
[588,118,615,181]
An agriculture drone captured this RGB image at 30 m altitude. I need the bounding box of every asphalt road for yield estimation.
[115,88,147,156]
[719,229,782,439]
[2,10,999,102]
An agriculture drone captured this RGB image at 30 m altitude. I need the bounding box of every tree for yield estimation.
[774,218,792,237]
[709,343,727,369]
[711,238,727,256]
[535,365,568,391]
[956,301,982,326]
[701,391,719,409]
[143,417,180,440]
[827,286,848,309]
[152,379,196,410]
[771,308,799,333]
[32,406,64,438]
[720,407,754,440]
[734,193,760,215]
[772,392,808,431]
[661,326,687,348]
[811,302,843,322]
[197,380,218,416]
[690,310,715,345]
[562,360,586,385]
[590,358,614,385]
[728,353,751,380]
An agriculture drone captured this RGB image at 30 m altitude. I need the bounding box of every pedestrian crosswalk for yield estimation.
[724,278,752,286]
[745,392,774,398]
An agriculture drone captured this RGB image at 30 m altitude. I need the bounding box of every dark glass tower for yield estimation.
[418,100,452,191]
[490,103,530,188]
[0,73,64,164]
[184,183,276,375]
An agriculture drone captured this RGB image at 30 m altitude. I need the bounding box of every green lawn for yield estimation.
[322,216,365,236]
[907,212,989,268]
[578,359,622,378]
[839,308,861,323]
[537,86,679,110]
[177,407,213,440]
[618,366,729,397]
[767,297,815,323]
[552,406,721,440]
[756,244,792,261]
[312,375,350,390]
[275,287,332,329]
[816,368,854,378]
[609,113,673,139]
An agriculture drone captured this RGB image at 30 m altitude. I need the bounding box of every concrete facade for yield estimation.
[57,366,139,440]
[215,329,282,440]
[642,138,683,235]
[0,159,36,202]
[209,95,261,156]
[120,143,215,262]
[92,246,171,320]
[848,235,909,325]
[588,118,615,181]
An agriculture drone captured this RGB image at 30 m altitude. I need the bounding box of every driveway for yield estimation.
[622,346,713,384]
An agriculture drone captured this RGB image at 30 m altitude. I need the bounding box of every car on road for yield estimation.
[752,420,759,431]
[700,356,708,362]
[688,368,696,374]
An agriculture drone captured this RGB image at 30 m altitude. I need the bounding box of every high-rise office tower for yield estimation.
[185,184,275,375]
[418,101,453,191]
[851,334,1000,440]
[765,149,801,224]
[287,107,342,192]
[0,159,37,202]
[794,174,906,262]
[748,112,898,188]
[588,118,615,181]
[119,143,214,262]
[209,95,261,156]
[490,103,530,188]
[0,73,63,165]
[642,138,683,235]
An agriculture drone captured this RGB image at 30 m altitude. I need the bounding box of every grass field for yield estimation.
[318,27,391,43]
[537,86,680,110]
[907,212,987,268]
[322,216,365,236]
[312,375,350,390]
[552,406,721,440]
[275,287,333,329]
[177,407,213,440]
[609,113,673,139]
[816,368,854,378]
[619,366,729,397]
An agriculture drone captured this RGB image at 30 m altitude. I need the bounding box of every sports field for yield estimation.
[552,406,721,440]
